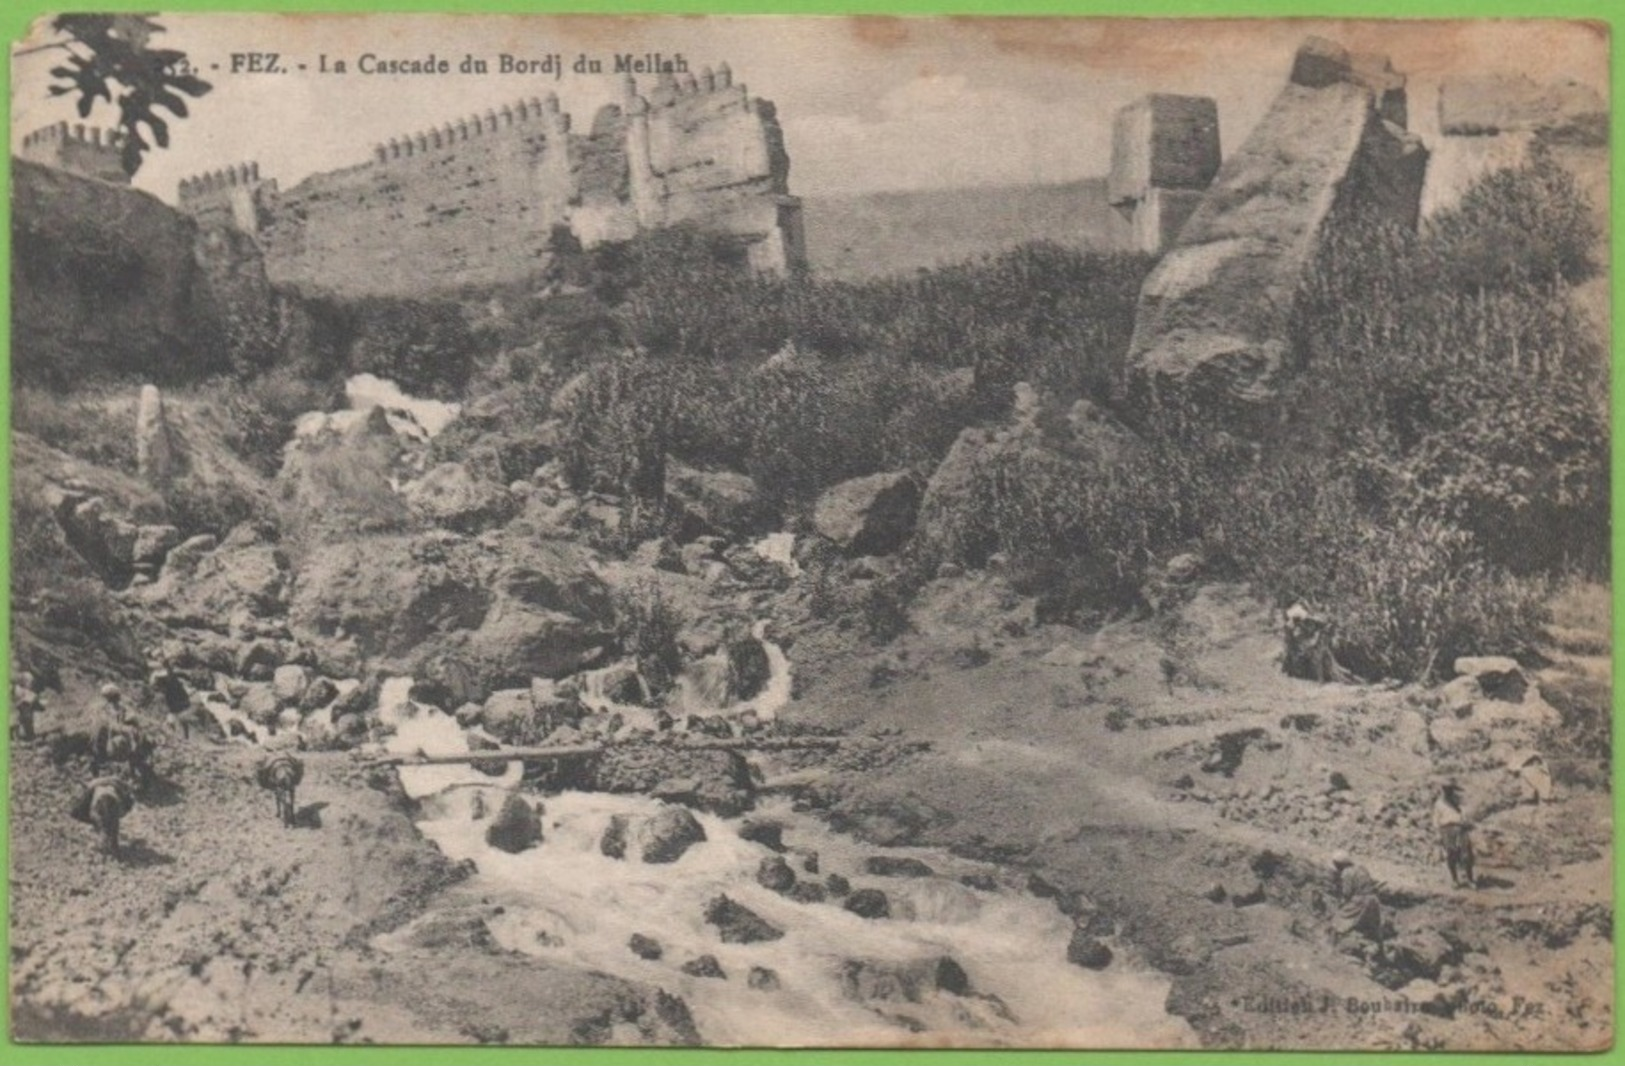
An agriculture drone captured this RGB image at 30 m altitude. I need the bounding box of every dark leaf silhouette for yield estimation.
[43,14,211,176]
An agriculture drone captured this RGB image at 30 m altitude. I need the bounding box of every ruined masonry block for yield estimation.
[1108,94,1221,207]
[1128,187,1207,255]
[1126,37,1427,427]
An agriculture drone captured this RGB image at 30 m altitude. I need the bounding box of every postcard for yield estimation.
[6,12,1612,1052]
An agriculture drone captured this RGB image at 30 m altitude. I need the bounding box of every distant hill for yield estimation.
[801,178,1129,281]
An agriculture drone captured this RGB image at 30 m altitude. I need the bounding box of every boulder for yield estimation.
[403,462,518,534]
[757,855,797,894]
[738,819,787,852]
[863,856,936,878]
[162,534,218,577]
[666,460,772,538]
[400,909,495,950]
[1127,35,1427,425]
[838,957,972,1004]
[237,684,281,727]
[298,677,340,714]
[482,688,546,745]
[787,881,829,905]
[484,792,543,854]
[272,664,311,705]
[590,746,754,817]
[813,472,922,557]
[1066,930,1115,970]
[703,895,783,944]
[600,804,707,864]
[635,804,708,864]
[844,888,891,920]
[628,933,664,961]
[680,954,727,980]
[1453,656,1528,703]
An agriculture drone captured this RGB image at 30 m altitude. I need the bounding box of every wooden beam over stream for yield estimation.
[369,734,846,767]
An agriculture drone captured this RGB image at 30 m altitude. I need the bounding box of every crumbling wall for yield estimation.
[1125,37,1428,426]
[172,65,803,297]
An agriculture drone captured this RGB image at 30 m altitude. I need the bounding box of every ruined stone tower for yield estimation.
[1107,94,1220,254]
[19,121,129,185]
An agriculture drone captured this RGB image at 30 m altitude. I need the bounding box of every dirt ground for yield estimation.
[779,576,1614,1051]
[8,737,697,1045]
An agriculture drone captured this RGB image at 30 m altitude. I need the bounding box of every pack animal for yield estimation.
[257,753,305,828]
[71,775,136,858]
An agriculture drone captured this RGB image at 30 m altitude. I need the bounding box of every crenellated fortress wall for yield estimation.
[19,121,130,186]
[163,64,804,296]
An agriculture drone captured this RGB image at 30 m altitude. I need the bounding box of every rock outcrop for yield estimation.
[1126,36,1429,426]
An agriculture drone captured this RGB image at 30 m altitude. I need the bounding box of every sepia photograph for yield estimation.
[5,11,1613,1052]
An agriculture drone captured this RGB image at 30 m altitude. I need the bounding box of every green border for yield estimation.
[0,1,1618,1064]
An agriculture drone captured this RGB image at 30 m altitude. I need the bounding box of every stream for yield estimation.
[368,633,1194,1046]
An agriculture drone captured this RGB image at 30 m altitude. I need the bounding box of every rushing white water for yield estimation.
[367,659,1194,1048]
[344,374,461,437]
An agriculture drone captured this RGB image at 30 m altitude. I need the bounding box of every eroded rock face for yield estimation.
[287,531,612,697]
[665,459,772,539]
[1126,36,1428,426]
[402,462,517,534]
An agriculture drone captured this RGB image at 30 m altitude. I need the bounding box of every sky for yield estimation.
[10,15,1609,204]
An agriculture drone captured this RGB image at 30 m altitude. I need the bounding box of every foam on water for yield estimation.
[369,667,1193,1047]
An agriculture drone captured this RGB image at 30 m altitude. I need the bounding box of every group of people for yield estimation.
[10,656,308,858]
[1325,780,1476,958]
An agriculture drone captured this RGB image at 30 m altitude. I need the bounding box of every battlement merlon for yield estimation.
[375,94,569,162]
[21,120,124,150]
[177,161,265,203]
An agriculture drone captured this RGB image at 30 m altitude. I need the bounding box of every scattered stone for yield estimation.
[787,881,829,905]
[484,793,543,854]
[1066,929,1115,970]
[1204,882,1228,903]
[738,818,786,853]
[960,872,1000,892]
[680,954,727,980]
[628,934,664,961]
[703,895,783,944]
[844,889,891,920]
[272,664,311,705]
[1230,878,1267,907]
[600,814,630,860]
[298,677,340,714]
[635,804,707,864]
[825,873,852,897]
[747,966,781,991]
[863,856,936,878]
[757,855,797,894]
[794,848,820,875]
[1453,656,1529,703]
